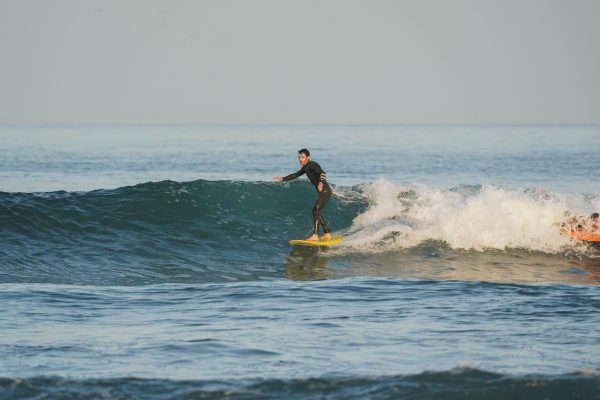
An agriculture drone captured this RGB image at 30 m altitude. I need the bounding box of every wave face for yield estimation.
[1,369,599,400]
[1,179,599,285]
[0,180,359,285]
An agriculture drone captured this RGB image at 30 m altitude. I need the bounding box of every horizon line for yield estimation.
[1,122,600,128]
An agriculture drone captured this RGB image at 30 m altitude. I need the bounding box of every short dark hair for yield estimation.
[592,212,599,219]
[298,148,310,157]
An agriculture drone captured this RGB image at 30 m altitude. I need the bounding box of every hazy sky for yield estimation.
[1,0,599,124]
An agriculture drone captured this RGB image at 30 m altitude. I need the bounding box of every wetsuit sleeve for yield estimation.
[282,167,305,181]
[313,163,327,182]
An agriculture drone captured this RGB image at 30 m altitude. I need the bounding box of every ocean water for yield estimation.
[1,125,600,399]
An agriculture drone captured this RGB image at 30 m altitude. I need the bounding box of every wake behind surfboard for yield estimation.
[289,235,344,247]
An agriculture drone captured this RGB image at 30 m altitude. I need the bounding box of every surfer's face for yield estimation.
[298,154,309,166]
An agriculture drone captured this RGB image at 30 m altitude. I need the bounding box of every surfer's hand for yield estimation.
[273,176,283,181]
[318,182,323,192]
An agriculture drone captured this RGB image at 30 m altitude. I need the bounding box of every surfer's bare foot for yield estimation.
[306,234,319,241]
[322,233,332,241]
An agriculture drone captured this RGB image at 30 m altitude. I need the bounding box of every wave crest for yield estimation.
[343,179,599,253]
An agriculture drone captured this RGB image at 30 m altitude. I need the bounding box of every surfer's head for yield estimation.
[298,149,310,166]
[592,212,599,221]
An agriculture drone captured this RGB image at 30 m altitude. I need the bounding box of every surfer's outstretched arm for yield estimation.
[273,167,305,182]
[283,168,305,181]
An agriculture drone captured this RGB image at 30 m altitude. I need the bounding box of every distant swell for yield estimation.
[1,369,599,400]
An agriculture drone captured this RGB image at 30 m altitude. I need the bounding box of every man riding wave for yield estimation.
[273,149,332,242]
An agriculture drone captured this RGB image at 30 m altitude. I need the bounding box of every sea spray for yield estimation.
[343,179,598,253]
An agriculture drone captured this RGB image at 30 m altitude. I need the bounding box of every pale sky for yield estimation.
[1,0,599,124]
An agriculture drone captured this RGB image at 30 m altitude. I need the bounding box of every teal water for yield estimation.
[1,125,599,399]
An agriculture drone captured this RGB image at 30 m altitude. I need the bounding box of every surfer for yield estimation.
[574,213,600,232]
[590,213,599,231]
[560,212,600,242]
[273,149,332,241]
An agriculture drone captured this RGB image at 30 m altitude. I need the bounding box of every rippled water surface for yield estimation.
[1,125,599,399]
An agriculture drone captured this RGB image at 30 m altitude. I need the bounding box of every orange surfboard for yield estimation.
[567,230,600,242]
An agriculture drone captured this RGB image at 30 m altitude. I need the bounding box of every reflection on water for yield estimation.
[286,246,331,281]
[286,241,600,285]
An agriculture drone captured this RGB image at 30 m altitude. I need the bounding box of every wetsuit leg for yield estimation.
[312,189,332,235]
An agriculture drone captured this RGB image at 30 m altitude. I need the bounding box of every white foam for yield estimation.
[341,179,598,253]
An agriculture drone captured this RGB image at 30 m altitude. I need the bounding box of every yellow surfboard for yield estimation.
[289,235,344,247]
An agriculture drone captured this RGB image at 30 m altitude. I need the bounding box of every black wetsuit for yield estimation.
[283,160,332,235]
